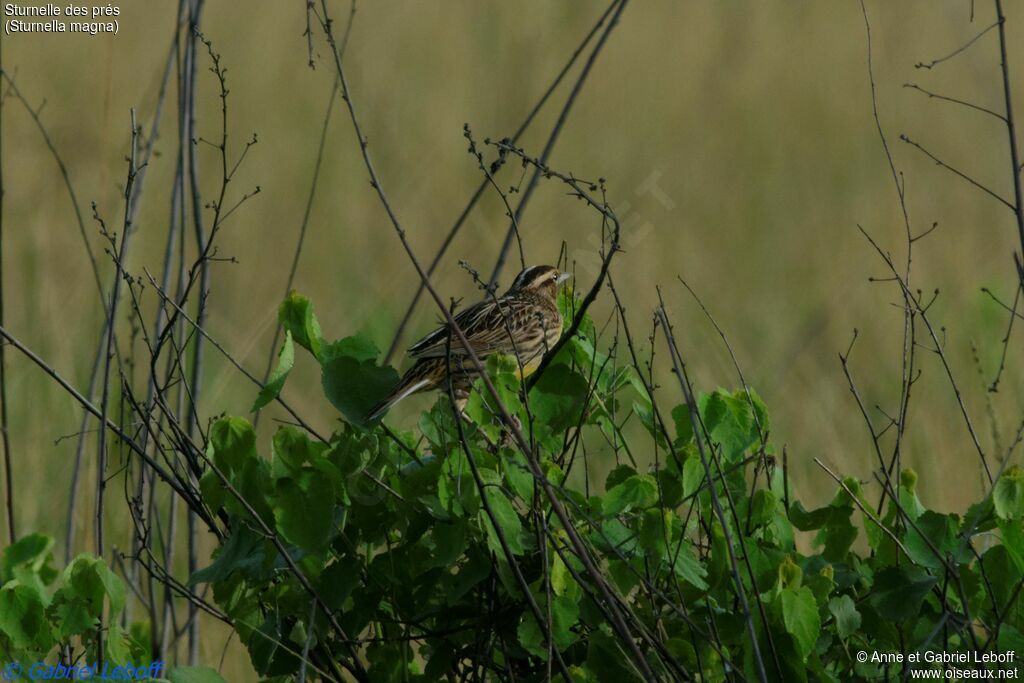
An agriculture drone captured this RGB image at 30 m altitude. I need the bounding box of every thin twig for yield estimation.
[383,0,622,363]
[487,0,629,289]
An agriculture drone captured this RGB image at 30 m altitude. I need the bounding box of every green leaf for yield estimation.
[168,666,229,683]
[517,594,580,657]
[319,555,362,610]
[669,541,709,590]
[681,454,704,498]
[104,624,137,666]
[252,331,295,411]
[274,470,336,551]
[503,450,535,504]
[429,521,467,569]
[904,511,961,570]
[62,554,126,618]
[670,403,694,445]
[998,518,1024,573]
[2,533,57,590]
[0,582,49,650]
[814,508,857,562]
[585,628,644,682]
[482,490,527,555]
[788,501,831,531]
[208,416,257,473]
[638,508,677,558]
[189,525,265,585]
[828,594,861,640]
[605,464,636,491]
[780,586,820,661]
[994,467,1024,521]
[321,334,399,426]
[279,291,322,359]
[603,474,658,516]
[550,552,579,599]
[869,566,937,621]
[698,389,757,461]
[321,334,381,363]
[529,364,588,435]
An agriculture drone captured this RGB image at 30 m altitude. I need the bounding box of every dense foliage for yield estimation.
[2,289,1022,681]
[0,534,225,682]
[189,292,1024,679]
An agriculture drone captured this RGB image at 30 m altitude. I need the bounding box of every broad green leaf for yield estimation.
[681,453,704,498]
[670,403,694,445]
[550,551,580,599]
[638,508,677,558]
[828,594,861,639]
[869,566,937,621]
[814,508,857,562]
[321,334,400,426]
[274,470,336,551]
[603,474,658,516]
[517,593,580,657]
[585,628,644,682]
[788,502,831,531]
[904,511,961,570]
[320,334,381,363]
[54,594,95,638]
[482,490,527,555]
[278,291,322,359]
[429,520,467,569]
[529,363,588,435]
[994,467,1024,520]
[777,555,803,590]
[2,533,57,593]
[0,582,49,650]
[61,554,126,618]
[998,518,1024,573]
[780,586,820,661]
[318,555,362,610]
[605,464,637,491]
[208,416,257,473]
[2,533,56,584]
[271,425,326,476]
[503,450,535,504]
[632,398,667,448]
[189,525,265,585]
[669,541,708,590]
[104,624,137,666]
[251,331,294,411]
[698,389,757,461]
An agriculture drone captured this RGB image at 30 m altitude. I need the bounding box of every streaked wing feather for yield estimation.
[408,299,533,359]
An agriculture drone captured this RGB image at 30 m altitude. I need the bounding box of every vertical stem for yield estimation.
[657,306,770,683]
[995,0,1024,260]
[95,107,139,672]
[183,0,207,661]
[487,0,629,289]
[0,23,15,546]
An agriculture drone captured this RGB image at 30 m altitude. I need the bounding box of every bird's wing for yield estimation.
[407,299,525,359]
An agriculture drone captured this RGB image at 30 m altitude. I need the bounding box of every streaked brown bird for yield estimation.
[367,265,570,422]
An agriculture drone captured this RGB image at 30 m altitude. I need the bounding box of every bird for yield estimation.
[366,265,571,422]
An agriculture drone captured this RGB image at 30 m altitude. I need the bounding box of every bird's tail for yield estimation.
[365,362,435,423]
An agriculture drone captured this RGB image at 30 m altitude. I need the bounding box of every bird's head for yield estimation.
[506,265,571,300]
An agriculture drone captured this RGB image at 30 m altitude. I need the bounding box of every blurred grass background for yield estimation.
[3,0,1024,674]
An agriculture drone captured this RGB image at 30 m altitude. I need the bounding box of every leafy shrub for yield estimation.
[0,534,224,682]
[179,291,1024,681]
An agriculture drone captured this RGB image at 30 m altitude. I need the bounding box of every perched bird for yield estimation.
[366,265,571,422]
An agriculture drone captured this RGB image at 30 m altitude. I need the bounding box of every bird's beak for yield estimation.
[556,271,572,284]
